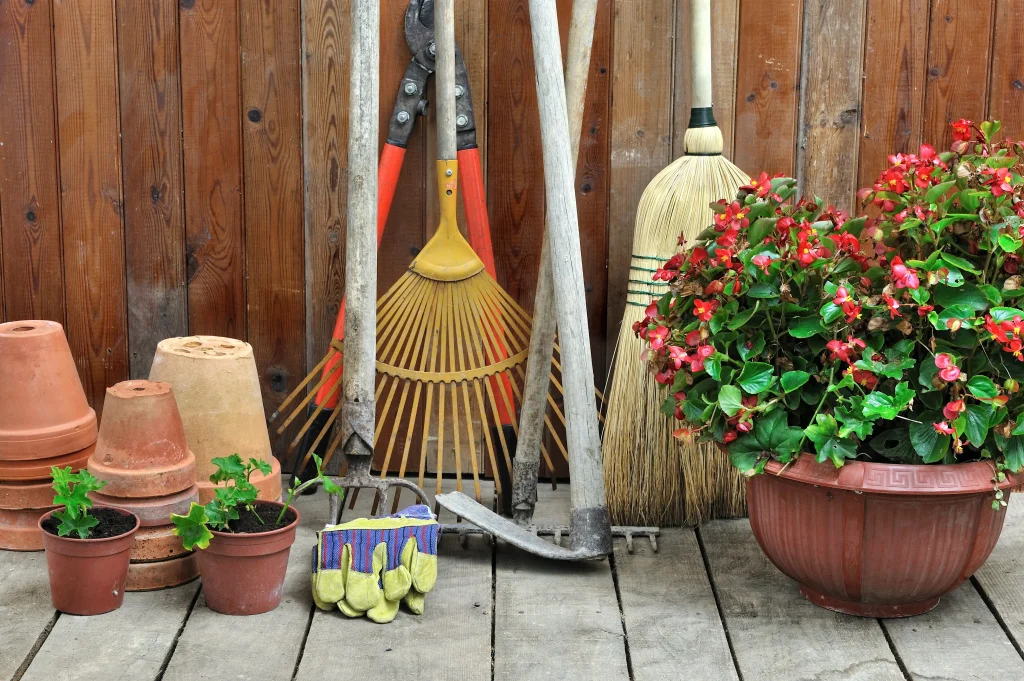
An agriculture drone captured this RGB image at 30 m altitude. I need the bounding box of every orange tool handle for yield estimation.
[315,143,406,409]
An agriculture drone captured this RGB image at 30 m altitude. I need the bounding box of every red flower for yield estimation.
[935,353,955,369]
[685,330,703,346]
[703,279,725,295]
[692,299,720,322]
[649,325,670,351]
[983,166,1014,197]
[833,286,850,305]
[740,171,773,199]
[652,267,675,281]
[917,304,934,317]
[943,399,965,420]
[689,247,708,267]
[951,119,973,142]
[722,430,738,444]
[890,256,920,290]
[842,301,862,323]
[933,421,955,436]
[883,293,901,319]
[666,345,686,370]
[826,336,866,364]
[751,254,775,274]
[713,201,750,234]
[849,368,878,390]
[939,366,961,382]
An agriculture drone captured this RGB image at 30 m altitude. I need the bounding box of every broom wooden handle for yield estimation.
[691,0,713,109]
[527,0,608,534]
[339,0,379,463]
[435,0,456,161]
[513,0,597,516]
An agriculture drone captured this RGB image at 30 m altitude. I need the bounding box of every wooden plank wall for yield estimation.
[1,0,1022,455]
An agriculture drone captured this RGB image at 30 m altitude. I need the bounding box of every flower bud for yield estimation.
[1006,378,1020,393]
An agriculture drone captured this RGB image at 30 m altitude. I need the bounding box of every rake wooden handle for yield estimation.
[339,0,380,463]
[514,0,598,516]
[527,0,608,534]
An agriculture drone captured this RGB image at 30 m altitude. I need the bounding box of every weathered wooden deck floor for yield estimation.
[4,480,1024,681]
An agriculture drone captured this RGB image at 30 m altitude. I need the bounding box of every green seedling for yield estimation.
[50,466,107,539]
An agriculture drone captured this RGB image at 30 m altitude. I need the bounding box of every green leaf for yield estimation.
[835,403,874,439]
[909,417,949,463]
[816,437,858,467]
[709,309,728,334]
[964,403,993,448]
[1004,436,1024,473]
[841,216,868,237]
[788,316,826,339]
[322,477,344,497]
[933,284,989,311]
[52,509,99,539]
[747,217,777,246]
[999,234,1023,253]
[728,436,763,472]
[925,180,957,204]
[727,304,758,331]
[171,503,214,551]
[803,414,838,448]
[704,357,721,381]
[872,427,924,464]
[250,458,274,477]
[819,302,844,325]
[939,252,981,275]
[990,307,1024,322]
[747,282,779,298]
[737,362,774,394]
[209,454,246,484]
[718,385,743,417]
[967,375,999,399]
[780,371,810,393]
[980,284,1004,306]
[754,409,804,456]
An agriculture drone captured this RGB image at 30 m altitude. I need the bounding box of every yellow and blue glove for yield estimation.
[311,504,439,623]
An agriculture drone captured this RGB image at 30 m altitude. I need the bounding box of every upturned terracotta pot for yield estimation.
[0,443,94,482]
[0,321,97,460]
[126,552,199,591]
[0,505,56,551]
[38,507,140,614]
[0,479,56,510]
[747,455,1016,617]
[194,501,299,615]
[87,381,196,498]
[130,524,190,561]
[148,336,281,503]
[91,484,199,527]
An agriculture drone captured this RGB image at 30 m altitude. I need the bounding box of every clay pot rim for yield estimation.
[37,506,141,544]
[155,336,253,360]
[764,455,1018,496]
[207,500,300,543]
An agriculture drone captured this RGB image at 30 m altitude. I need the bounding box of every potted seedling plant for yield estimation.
[171,453,341,615]
[38,466,140,615]
[639,119,1024,617]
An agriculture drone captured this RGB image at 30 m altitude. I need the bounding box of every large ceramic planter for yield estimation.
[148,336,281,503]
[747,455,1015,617]
[194,501,299,615]
[38,507,140,615]
[0,321,97,460]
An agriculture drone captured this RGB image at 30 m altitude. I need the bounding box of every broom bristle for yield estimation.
[603,132,750,526]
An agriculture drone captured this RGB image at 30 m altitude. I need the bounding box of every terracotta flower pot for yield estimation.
[0,443,94,482]
[130,524,190,562]
[87,381,196,498]
[90,484,199,527]
[126,552,199,592]
[0,506,56,551]
[194,501,299,615]
[0,321,97,460]
[148,336,281,503]
[747,456,1016,617]
[0,479,56,510]
[38,507,140,615]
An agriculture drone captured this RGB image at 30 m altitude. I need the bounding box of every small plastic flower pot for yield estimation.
[38,507,140,615]
[194,501,299,615]
[0,321,96,460]
[148,336,281,503]
[87,381,196,498]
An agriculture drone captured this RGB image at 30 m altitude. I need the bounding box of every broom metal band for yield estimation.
[684,151,723,157]
[376,348,529,384]
[687,106,717,129]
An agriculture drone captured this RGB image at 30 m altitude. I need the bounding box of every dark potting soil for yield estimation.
[41,507,136,539]
[223,502,296,534]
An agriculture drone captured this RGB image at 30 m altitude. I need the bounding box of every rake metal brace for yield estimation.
[325,453,430,526]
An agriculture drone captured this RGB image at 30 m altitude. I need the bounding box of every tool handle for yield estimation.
[378,143,406,238]
[691,0,713,109]
[458,146,496,277]
[435,0,457,160]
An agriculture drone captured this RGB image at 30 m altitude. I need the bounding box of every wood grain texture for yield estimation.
[974,499,1024,652]
[487,0,544,311]
[53,0,127,414]
[303,0,350,368]
[700,519,904,680]
[161,492,327,681]
[614,529,738,681]
[377,0,426,296]
[19,582,199,681]
[672,0,741,159]
[575,0,611,377]
[117,0,186,378]
[988,0,1024,139]
[796,0,866,212]
[883,582,1024,681]
[857,0,930,192]
[179,0,246,339]
[606,0,674,359]
[923,0,996,150]
[240,0,306,426]
[0,551,53,680]
[732,0,803,177]
[0,0,65,324]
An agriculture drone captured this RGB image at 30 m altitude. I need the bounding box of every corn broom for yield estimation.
[602,0,749,526]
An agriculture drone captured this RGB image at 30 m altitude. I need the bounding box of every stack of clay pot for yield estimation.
[149,336,282,503]
[88,380,199,590]
[0,321,98,550]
